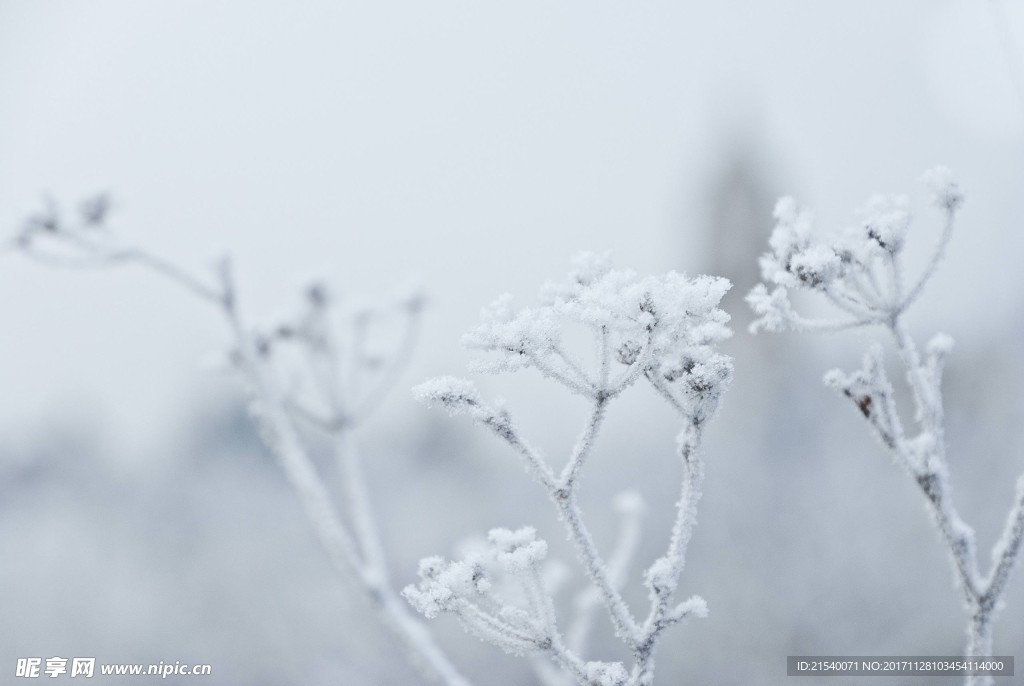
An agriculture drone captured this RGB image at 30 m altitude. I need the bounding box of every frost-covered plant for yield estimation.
[747,170,1024,686]
[13,198,471,686]
[406,252,733,686]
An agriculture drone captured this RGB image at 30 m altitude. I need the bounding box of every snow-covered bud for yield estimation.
[773,195,800,224]
[831,346,881,394]
[615,340,642,366]
[926,333,954,384]
[822,368,850,391]
[789,245,842,288]
[305,280,331,309]
[488,526,548,574]
[922,166,964,211]
[824,346,890,423]
[568,250,613,286]
[858,194,911,255]
[583,661,629,686]
[669,595,709,621]
[905,432,939,473]
[746,284,795,334]
[760,197,816,286]
[686,353,734,396]
[417,556,446,580]
[403,557,491,619]
[927,333,954,359]
[644,556,676,599]
[79,193,110,226]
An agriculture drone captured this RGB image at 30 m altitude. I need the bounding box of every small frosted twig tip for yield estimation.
[413,377,482,414]
[921,166,964,211]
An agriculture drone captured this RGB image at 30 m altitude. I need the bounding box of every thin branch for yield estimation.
[645,370,686,416]
[351,306,422,423]
[823,283,879,320]
[117,248,226,304]
[557,398,608,489]
[596,325,610,390]
[553,344,595,391]
[333,430,391,579]
[567,492,644,658]
[555,490,640,646]
[480,412,558,491]
[284,396,342,432]
[785,312,877,334]
[637,422,704,651]
[899,205,956,315]
[529,350,597,398]
[980,475,1024,606]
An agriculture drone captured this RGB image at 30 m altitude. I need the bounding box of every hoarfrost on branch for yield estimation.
[747,169,1024,686]
[407,252,733,686]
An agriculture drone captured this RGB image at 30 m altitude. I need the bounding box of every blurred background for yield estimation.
[1,1,1023,683]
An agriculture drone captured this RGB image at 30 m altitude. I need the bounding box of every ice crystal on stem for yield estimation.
[748,170,1024,686]
[411,252,733,686]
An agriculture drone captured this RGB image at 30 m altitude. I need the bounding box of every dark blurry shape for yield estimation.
[701,135,780,313]
[79,193,111,226]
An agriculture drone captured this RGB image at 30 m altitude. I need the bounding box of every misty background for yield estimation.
[1,1,1023,684]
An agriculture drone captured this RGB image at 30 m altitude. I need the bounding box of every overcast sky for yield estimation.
[1,0,1022,455]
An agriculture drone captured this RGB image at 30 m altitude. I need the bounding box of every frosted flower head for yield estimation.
[759,199,842,290]
[662,351,734,416]
[488,526,548,574]
[856,194,911,255]
[788,244,843,288]
[749,167,964,334]
[458,251,732,401]
[403,556,491,619]
[406,526,556,647]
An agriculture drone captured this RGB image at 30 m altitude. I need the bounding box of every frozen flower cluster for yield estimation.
[749,169,1024,682]
[403,527,560,657]
[748,167,963,334]
[439,251,733,418]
